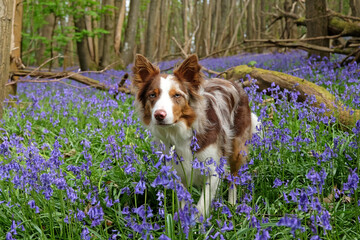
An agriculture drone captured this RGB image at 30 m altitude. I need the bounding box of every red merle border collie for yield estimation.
[132,54,260,218]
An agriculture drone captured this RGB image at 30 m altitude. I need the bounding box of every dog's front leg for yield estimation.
[196,173,219,218]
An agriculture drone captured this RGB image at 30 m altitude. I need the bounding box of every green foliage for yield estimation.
[22,0,112,66]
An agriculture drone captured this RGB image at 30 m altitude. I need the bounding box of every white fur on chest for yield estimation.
[151,122,221,188]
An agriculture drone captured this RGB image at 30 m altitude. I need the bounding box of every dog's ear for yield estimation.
[132,54,160,87]
[174,54,203,89]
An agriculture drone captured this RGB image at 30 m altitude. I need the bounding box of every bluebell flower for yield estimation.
[159,234,171,240]
[273,178,283,188]
[81,227,91,240]
[343,168,359,195]
[277,215,305,237]
[134,172,146,194]
[88,203,104,227]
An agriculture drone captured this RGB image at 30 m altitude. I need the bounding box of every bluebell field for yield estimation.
[0,50,360,239]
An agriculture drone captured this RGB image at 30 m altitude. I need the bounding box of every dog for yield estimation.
[132,54,260,218]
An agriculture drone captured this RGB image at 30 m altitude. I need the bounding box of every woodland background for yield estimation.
[1,0,360,116]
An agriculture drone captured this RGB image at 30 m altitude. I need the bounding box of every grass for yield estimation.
[0,51,360,239]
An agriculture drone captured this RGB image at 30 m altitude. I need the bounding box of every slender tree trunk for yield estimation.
[114,0,126,55]
[157,0,170,60]
[121,0,140,67]
[246,0,255,52]
[85,14,94,62]
[182,0,189,53]
[199,0,211,57]
[63,13,74,70]
[100,0,121,69]
[73,15,96,70]
[305,0,329,58]
[35,11,55,65]
[8,0,22,97]
[145,0,160,60]
[260,0,266,39]
[338,0,343,14]
[0,0,14,118]
[350,0,360,17]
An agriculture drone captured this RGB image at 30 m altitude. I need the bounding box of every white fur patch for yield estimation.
[152,76,175,124]
[251,113,262,136]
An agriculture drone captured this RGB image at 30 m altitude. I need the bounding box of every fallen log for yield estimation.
[9,70,131,94]
[243,39,354,55]
[223,65,360,127]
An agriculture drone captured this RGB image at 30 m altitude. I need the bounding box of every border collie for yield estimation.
[132,54,259,218]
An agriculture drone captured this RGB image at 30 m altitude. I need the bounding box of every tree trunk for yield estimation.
[246,0,256,52]
[224,65,360,127]
[182,0,189,53]
[73,15,96,71]
[121,0,140,67]
[0,0,14,118]
[62,10,75,70]
[8,0,22,98]
[350,0,360,17]
[305,0,329,58]
[145,0,160,61]
[157,0,170,60]
[35,11,55,66]
[114,0,126,55]
[199,0,211,57]
[100,0,122,69]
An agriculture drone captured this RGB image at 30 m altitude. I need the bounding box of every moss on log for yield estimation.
[224,65,360,127]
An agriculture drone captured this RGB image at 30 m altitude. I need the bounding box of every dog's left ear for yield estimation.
[174,54,203,89]
[132,54,160,88]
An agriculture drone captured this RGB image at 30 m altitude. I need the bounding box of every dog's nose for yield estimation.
[154,110,167,121]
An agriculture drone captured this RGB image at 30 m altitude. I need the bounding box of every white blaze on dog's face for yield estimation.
[151,75,187,125]
[132,54,201,128]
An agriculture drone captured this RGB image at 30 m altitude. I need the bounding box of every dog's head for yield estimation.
[132,54,203,128]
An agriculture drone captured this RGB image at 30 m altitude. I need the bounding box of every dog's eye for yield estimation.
[149,93,156,98]
[173,93,181,98]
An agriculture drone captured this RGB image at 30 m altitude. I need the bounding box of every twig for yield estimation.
[171,37,188,58]
[171,36,221,76]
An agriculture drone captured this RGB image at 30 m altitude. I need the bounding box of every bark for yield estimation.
[73,15,96,71]
[182,0,189,52]
[210,0,220,52]
[100,0,122,69]
[92,9,99,67]
[62,13,74,70]
[145,0,160,61]
[199,0,211,57]
[8,0,22,98]
[305,0,329,58]
[0,0,14,118]
[114,0,126,55]
[224,65,360,127]
[121,0,140,67]
[350,0,360,17]
[35,11,55,65]
[157,0,170,60]
[85,14,94,62]
[260,0,266,39]
[246,0,256,52]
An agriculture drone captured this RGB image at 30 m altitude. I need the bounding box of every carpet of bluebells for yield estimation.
[1,50,360,239]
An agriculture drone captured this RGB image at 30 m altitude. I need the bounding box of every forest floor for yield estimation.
[1,50,360,239]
